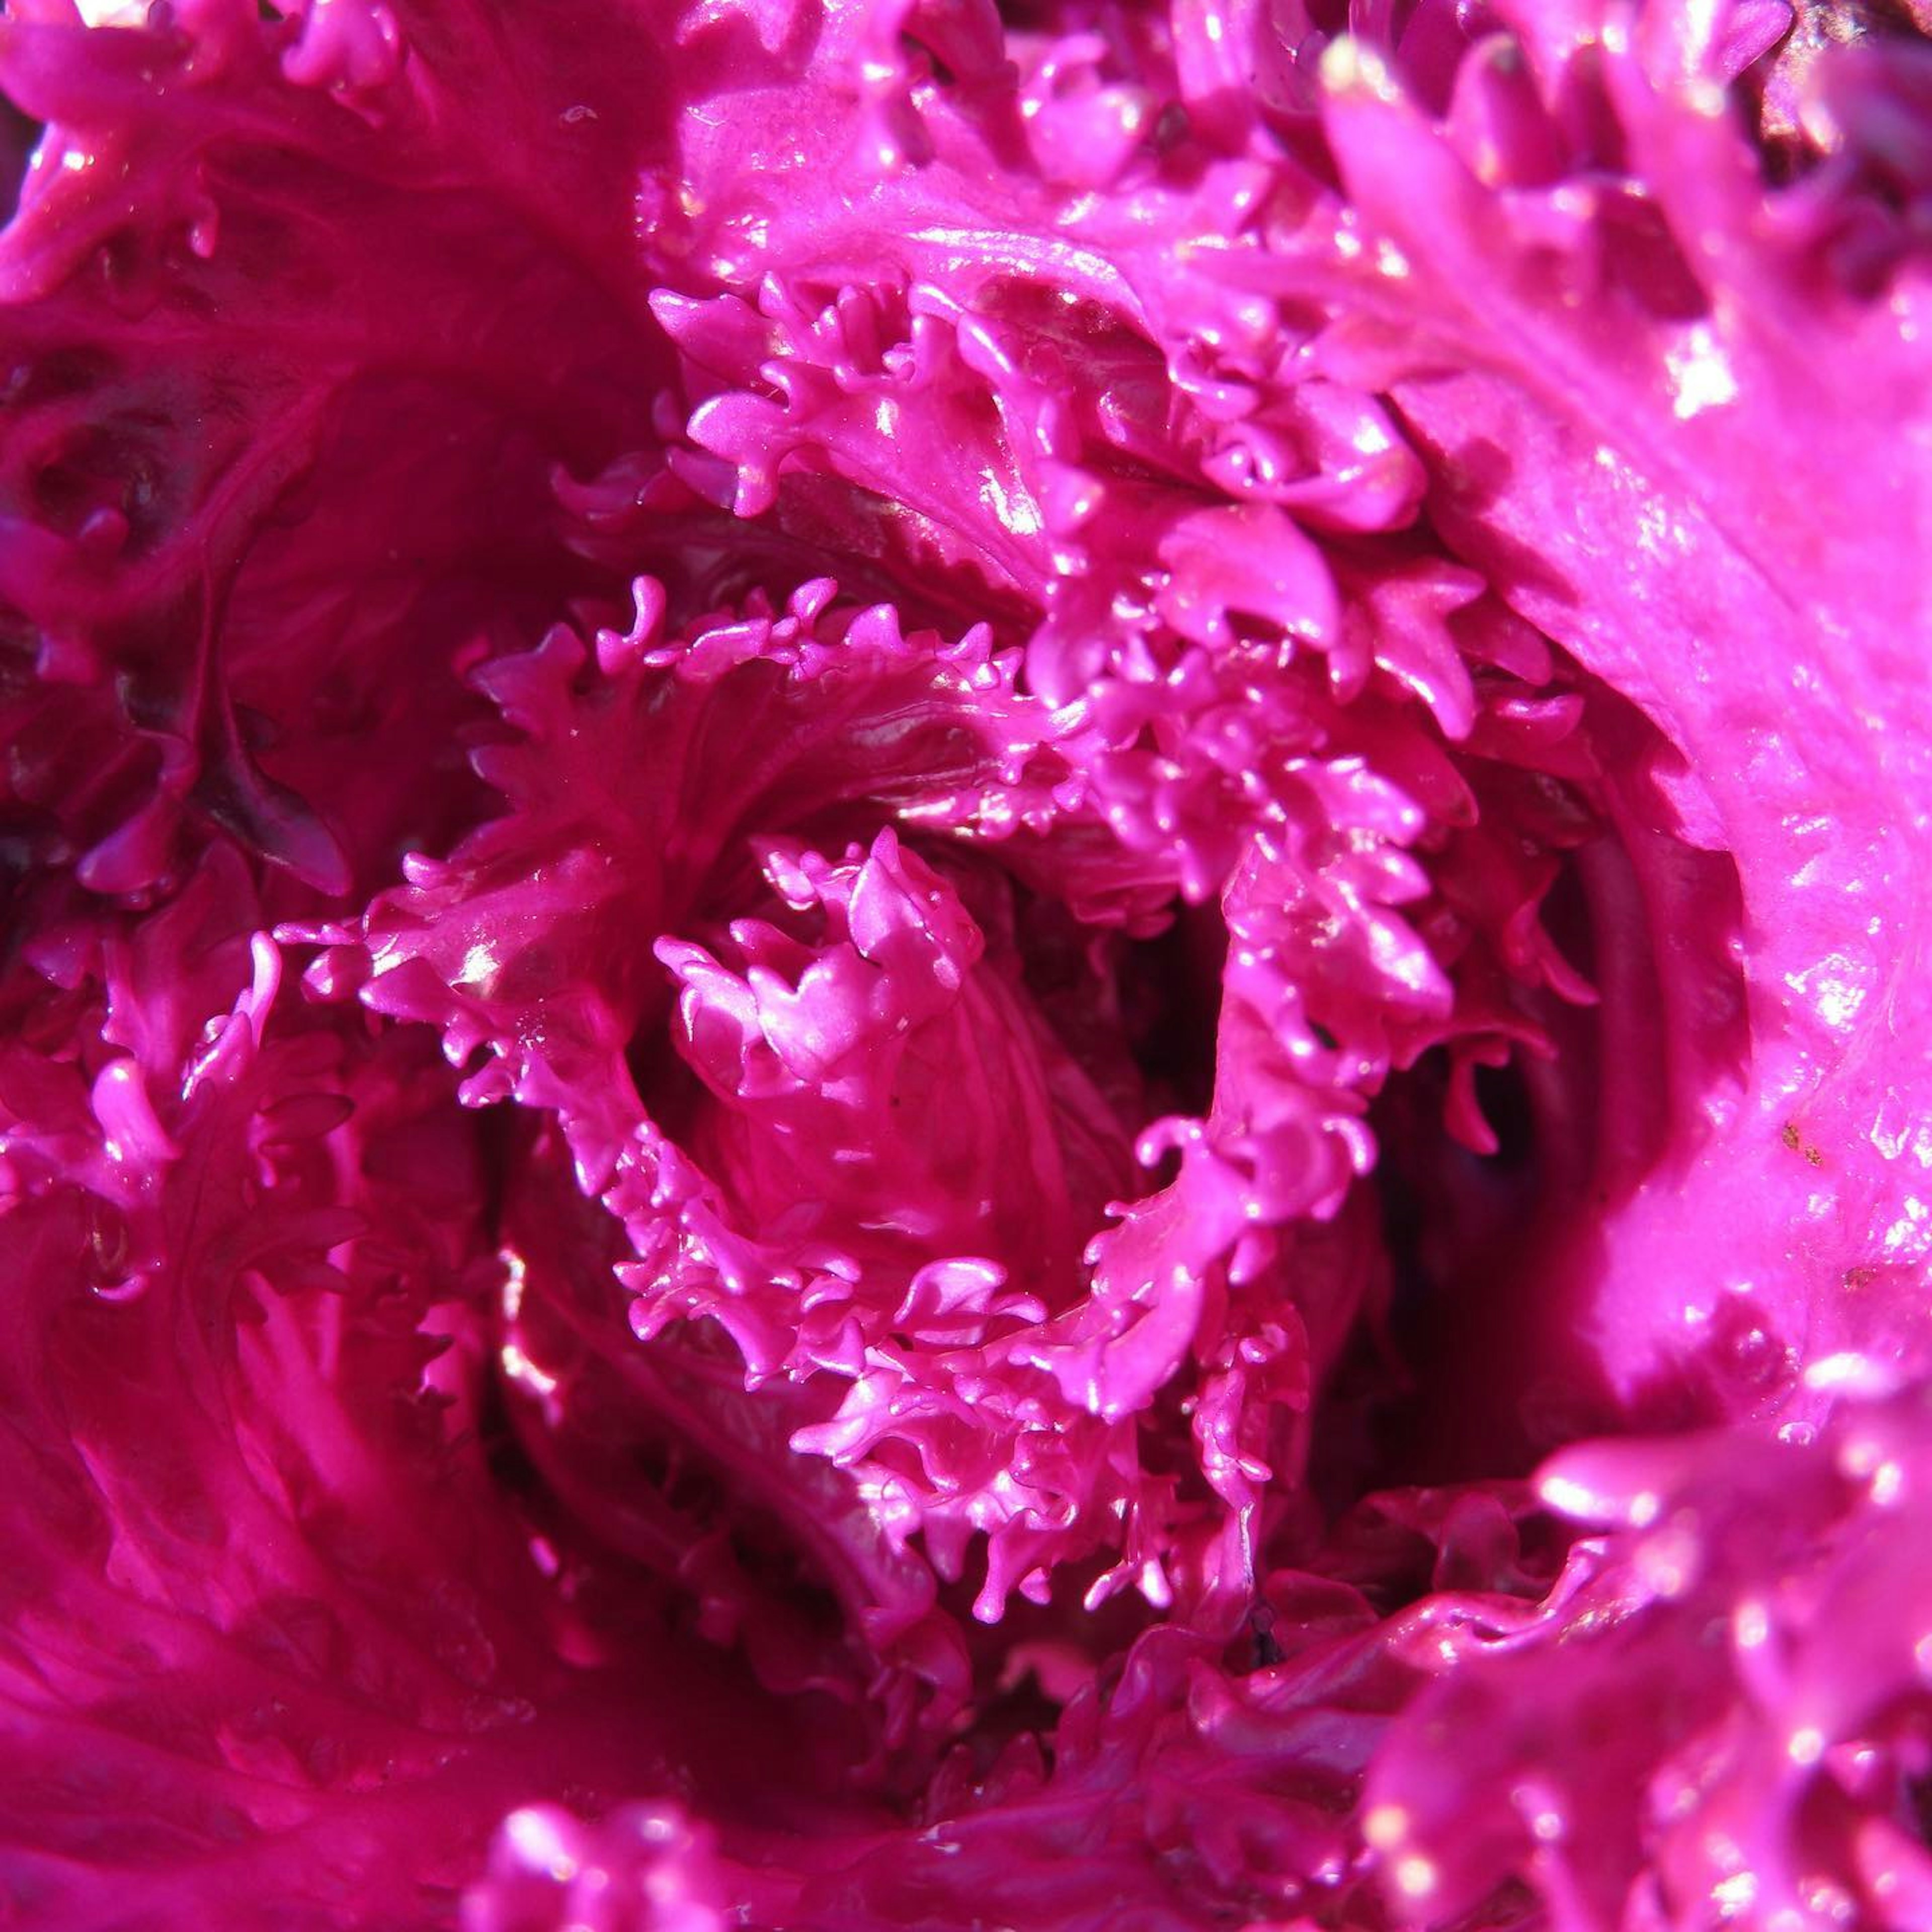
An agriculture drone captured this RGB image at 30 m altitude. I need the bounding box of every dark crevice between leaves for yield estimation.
[0,100,35,228]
